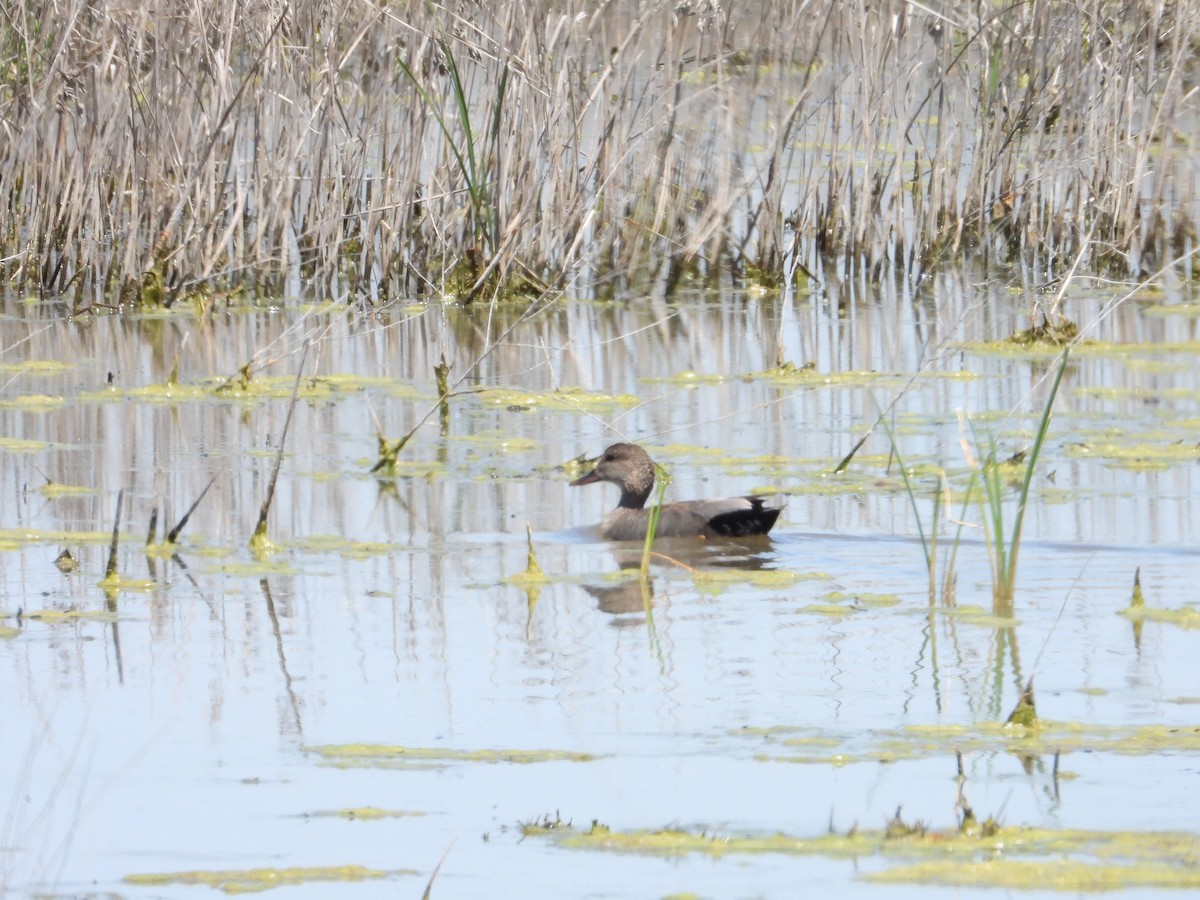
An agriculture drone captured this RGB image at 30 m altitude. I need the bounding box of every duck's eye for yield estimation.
[602,453,614,461]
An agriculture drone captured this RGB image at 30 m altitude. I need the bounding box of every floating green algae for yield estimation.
[825,590,902,608]
[452,432,541,453]
[0,359,74,374]
[0,528,112,550]
[751,720,1200,766]
[208,559,297,578]
[477,386,640,412]
[751,365,906,389]
[1066,437,1200,470]
[691,568,807,593]
[80,373,426,406]
[309,807,424,821]
[648,370,730,386]
[940,604,1021,628]
[866,859,1200,890]
[356,457,447,481]
[0,437,50,452]
[961,338,1103,358]
[0,393,66,411]
[1119,604,1200,630]
[38,481,96,499]
[796,603,858,618]
[309,744,598,768]
[1142,302,1200,317]
[124,864,405,894]
[23,607,117,623]
[287,536,408,559]
[532,820,1200,891]
[97,575,158,593]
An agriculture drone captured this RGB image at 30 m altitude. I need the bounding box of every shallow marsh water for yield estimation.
[2,273,1200,897]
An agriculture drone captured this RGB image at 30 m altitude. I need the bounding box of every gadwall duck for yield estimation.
[570,442,782,540]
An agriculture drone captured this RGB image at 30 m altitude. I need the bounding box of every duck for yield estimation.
[570,442,782,540]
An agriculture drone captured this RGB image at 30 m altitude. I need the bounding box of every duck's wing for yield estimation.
[698,496,782,537]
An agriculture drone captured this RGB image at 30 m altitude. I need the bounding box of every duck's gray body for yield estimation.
[571,443,781,540]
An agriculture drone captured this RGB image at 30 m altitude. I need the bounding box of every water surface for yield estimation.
[2,274,1199,897]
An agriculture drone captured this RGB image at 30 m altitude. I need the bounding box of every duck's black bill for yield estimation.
[570,470,601,486]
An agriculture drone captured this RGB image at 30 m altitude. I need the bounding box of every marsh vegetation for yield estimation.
[3,0,1199,304]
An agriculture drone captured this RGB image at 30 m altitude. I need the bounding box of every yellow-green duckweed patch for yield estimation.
[1120,604,1200,630]
[0,436,50,452]
[961,338,1107,359]
[648,370,730,386]
[1066,435,1200,470]
[0,393,66,411]
[122,382,212,402]
[309,807,424,821]
[207,559,298,578]
[38,481,96,499]
[797,603,859,618]
[124,864,406,894]
[97,575,158,593]
[752,721,1200,765]
[478,386,641,412]
[1142,302,1200,317]
[826,590,902,608]
[287,536,407,559]
[0,359,74,374]
[866,858,1200,890]
[691,568,807,593]
[0,528,113,549]
[82,373,426,406]
[940,604,1021,627]
[308,743,598,768]
[23,607,117,623]
[532,821,1200,890]
[358,457,447,480]
[751,366,907,389]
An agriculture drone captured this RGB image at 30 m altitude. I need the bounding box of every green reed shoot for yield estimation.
[249,345,307,554]
[639,463,671,576]
[880,411,974,605]
[972,348,1069,606]
[102,488,124,586]
[395,37,502,257]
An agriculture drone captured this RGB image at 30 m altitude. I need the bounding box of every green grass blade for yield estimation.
[1004,347,1069,592]
[640,464,670,576]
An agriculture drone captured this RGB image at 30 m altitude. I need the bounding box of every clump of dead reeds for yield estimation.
[2,0,1197,305]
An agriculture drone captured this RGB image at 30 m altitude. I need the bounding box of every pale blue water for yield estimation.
[2,276,1199,897]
